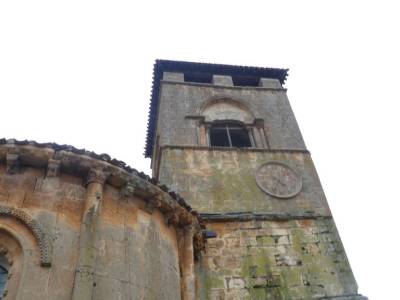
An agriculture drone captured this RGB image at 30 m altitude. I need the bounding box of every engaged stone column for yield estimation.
[178,225,196,300]
[72,168,108,300]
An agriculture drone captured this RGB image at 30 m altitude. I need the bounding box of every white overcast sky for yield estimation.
[1,1,399,298]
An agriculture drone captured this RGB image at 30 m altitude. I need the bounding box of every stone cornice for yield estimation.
[0,139,205,236]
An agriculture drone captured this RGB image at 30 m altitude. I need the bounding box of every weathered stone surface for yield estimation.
[159,148,330,215]
[200,219,360,300]
[155,81,306,153]
[0,61,367,299]
[163,71,185,82]
[212,75,234,86]
[259,78,282,88]
[0,143,204,299]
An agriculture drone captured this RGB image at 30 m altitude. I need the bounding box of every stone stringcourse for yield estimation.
[0,138,206,251]
[0,205,51,267]
[200,211,332,222]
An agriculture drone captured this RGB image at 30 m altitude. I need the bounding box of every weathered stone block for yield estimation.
[258,77,282,88]
[212,75,233,86]
[163,72,184,82]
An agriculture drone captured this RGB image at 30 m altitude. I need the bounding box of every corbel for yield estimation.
[6,153,19,174]
[177,209,192,226]
[46,159,61,177]
[121,180,136,198]
[144,193,163,214]
[165,211,180,226]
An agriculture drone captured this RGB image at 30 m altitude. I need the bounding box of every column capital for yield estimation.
[85,168,109,186]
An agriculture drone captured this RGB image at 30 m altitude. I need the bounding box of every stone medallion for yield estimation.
[255,162,302,198]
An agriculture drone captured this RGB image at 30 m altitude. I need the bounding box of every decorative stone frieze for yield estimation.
[0,205,51,267]
[0,139,205,246]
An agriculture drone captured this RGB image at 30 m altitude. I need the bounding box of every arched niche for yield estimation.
[0,228,24,299]
[200,98,255,124]
[0,206,51,267]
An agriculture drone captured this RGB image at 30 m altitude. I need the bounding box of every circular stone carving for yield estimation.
[255,162,302,199]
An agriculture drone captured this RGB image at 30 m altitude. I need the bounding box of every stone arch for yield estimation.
[0,206,51,267]
[0,227,24,299]
[198,96,255,124]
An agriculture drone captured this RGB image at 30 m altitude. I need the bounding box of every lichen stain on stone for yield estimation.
[159,148,330,216]
[201,219,358,299]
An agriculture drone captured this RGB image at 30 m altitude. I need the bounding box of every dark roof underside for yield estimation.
[144,59,289,158]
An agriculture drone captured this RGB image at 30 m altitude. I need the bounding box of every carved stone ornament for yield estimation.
[6,153,19,174]
[46,159,61,177]
[0,205,52,267]
[86,169,109,186]
[122,180,135,197]
[255,162,302,199]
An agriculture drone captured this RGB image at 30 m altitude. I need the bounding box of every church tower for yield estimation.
[146,60,366,299]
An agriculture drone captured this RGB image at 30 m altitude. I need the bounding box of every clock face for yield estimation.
[255,162,302,198]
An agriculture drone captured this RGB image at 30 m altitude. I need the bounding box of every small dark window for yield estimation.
[0,256,8,299]
[209,123,251,148]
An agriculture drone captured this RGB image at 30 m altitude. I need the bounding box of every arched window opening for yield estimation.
[209,123,252,148]
[0,255,9,299]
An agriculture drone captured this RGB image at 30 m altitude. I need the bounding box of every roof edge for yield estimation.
[0,138,204,231]
[144,59,289,158]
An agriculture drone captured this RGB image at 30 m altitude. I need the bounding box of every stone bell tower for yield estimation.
[145,60,366,299]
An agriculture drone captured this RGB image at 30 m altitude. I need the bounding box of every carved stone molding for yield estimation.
[193,229,206,254]
[144,194,162,214]
[0,205,52,267]
[165,211,179,226]
[121,180,135,197]
[85,169,109,186]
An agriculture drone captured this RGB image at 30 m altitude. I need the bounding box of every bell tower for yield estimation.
[146,60,366,299]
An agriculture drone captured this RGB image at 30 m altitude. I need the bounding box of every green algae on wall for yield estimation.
[159,148,330,216]
[200,219,358,300]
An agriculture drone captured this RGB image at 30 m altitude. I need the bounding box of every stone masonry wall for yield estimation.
[159,148,330,216]
[200,218,358,300]
[93,184,181,300]
[0,165,182,300]
[157,82,306,152]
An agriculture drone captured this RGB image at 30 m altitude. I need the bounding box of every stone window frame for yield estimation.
[205,120,255,148]
[195,96,270,149]
[196,118,268,149]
